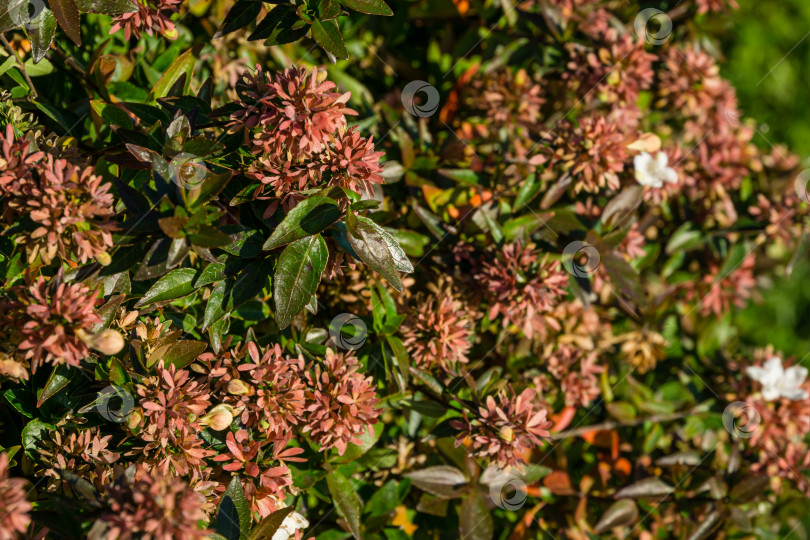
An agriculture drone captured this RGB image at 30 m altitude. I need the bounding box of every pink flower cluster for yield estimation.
[230,66,385,199]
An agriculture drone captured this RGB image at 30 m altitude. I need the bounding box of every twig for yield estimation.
[1,34,37,98]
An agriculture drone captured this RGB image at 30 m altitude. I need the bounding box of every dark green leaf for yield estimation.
[347,215,403,291]
[203,280,229,330]
[340,0,393,16]
[22,418,55,455]
[311,19,348,60]
[36,365,74,408]
[91,100,134,129]
[26,8,57,64]
[326,471,363,539]
[250,5,309,44]
[216,476,250,540]
[263,196,341,251]
[273,235,328,329]
[318,0,341,20]
[218,0,263,37]
[134,268,197,307]
[158,340,208,369]
[92,294,126,333]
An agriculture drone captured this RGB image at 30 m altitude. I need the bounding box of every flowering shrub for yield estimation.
[0,0,809,539]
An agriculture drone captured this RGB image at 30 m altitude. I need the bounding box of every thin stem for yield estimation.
[1,34,37,99]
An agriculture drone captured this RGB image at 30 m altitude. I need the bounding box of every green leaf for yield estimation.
[263,196,341,251]
[273,235,328,329]
[109,357,129,386]
[159,340,208,369]
[26,8,57,64]
[218,0,263,37]
[385,335,409,391]
[203,280,229,330]
[188,225,233,248]
[92,294,126,333]
[216,476,250,540]
[326,471,363,539]
[0,0,28,33]
[311,19,348,60]
[318,0,341,20]
[247,507,295,540]
[347,215,404,291]
[91,100,134,130]
[514,173,540,208]
[250,5,309,45]
[149,46,200,102]
[195,262,227,288]
[340,0,393,16]
[49,0,82,45]
[22,418,55,456]
[333,422,383,463]
[36,365,74,408]
[134,268,197,308]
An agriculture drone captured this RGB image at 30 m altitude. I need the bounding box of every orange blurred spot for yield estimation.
[543,471,576,495]
[470,194,482,207]
[614,457,632,477]
[448,205,460,219]
[452,0,470,15]
[551,406,577,432]
[392,505,417,535]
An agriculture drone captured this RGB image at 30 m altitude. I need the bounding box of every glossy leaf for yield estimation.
[326,471,363,539]
[340,0,393,15]
[347,214,404,292]
[134,268,197,308]
[216,476,250,540]
[263,196,341,251]
[273,235,328,329]
[49,0,82,45]
[311,18,348,60]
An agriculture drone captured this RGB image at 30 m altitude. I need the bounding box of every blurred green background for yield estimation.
[723,0,810,361]
[723,0,810,156]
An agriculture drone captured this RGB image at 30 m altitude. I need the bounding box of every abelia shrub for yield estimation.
[0,0,808,538]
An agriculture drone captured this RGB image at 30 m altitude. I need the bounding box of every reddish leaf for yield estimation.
[50,0,82,45]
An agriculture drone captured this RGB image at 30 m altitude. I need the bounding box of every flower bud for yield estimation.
[127,408,144,432]
[76,328,126,355]
[96,251,112,266]
[201,404,234,431]
[227,379,251,396]
[499,426,515,443]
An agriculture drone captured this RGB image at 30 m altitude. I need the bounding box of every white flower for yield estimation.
[634,151,678,188]
[272,511,309,540]
[745,357,809,401]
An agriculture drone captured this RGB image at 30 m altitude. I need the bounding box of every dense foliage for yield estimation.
[0,0,809,539]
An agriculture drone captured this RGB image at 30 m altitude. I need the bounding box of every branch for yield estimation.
[1,34,37,98]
